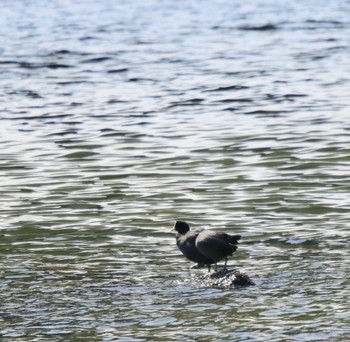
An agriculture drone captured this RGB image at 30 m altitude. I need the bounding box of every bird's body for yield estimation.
[176,229,215,266]
[173,221,241,272]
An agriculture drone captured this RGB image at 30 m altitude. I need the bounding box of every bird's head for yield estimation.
[173,220,190,234]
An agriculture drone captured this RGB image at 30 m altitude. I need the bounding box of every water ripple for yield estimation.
[1,0,350,340]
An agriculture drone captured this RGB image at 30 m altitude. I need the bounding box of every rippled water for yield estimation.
[1,0,350,340]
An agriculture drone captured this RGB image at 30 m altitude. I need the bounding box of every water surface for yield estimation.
[1,0,349,340]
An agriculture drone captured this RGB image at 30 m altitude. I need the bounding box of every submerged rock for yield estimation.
[192,269,255,288]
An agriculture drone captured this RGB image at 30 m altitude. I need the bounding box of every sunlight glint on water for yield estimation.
[1,0,350,340]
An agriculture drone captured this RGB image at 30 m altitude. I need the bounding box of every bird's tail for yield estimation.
[228,234,241,245]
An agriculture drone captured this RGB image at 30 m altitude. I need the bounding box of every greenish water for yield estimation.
[1,0,350,341]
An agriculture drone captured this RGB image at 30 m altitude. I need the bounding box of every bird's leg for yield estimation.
[223,258,228,270]
[214,263,218,272]
[207,264,211,273]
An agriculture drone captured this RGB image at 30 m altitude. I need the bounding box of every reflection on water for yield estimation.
[1,0,350,340]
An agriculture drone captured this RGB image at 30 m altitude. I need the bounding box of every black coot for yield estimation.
[173,220,241,272]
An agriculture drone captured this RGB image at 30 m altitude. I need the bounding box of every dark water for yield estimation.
[1,0,350,340]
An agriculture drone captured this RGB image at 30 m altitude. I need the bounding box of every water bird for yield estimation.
[173,221,241,272]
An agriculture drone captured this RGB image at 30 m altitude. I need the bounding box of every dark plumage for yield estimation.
[173,220,241,272]
[196,229,240,270]
[174,221,215,267]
